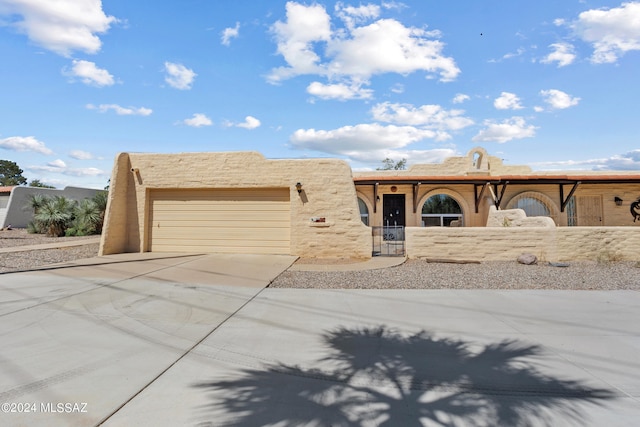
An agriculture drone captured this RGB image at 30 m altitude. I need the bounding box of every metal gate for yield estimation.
[372,225,405,257]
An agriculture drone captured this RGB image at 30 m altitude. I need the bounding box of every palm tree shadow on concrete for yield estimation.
[194,326,616,426]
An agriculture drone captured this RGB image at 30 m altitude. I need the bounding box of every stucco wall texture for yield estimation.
[406,226,640,262]
[99,152,371,258]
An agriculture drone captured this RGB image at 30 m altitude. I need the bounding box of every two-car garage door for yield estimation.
[148,188,290,254]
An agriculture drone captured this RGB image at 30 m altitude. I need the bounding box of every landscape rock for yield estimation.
[517,253,538,265]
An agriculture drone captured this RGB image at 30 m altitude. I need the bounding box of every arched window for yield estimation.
[357,197,369,226]
[514,197,550,216]
[506,192,558,224]
[422,194,463,227]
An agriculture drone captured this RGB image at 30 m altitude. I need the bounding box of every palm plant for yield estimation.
[91,191,108,234]
[33,196,75,237]
[68,199,101,236]
[25,193,49,234]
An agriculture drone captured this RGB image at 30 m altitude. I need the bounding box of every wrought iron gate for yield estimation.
[372,225,405,257]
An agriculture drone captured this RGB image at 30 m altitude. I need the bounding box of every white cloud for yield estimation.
[183,113,212,127]
[64,60,114,86]
[30,162,105,177]
[390,83,404,94]
[69,150,95,160]
[353,148,458,167]
[326,19,459,81]
[541,42,576,67]
[570,2,640,63]
[0,0,117,56]
[335,2,380,29]
[221,22,240,46]
[0,135,53,155]
[268,2,459,90]
[472,117,537,143]
[452,93,470,104]
[502,47,525,60]
[494,92,524,110]
[48,159,66,168]
[290,123,436,156]
[290,123,460,165]
[269,2,332,82]
[236,116,261,129]
[371,102,473,138]
[164,62,196,90]
[307,81,373,100]
[531,150,640,171]
[86,104,152,116]
[539,89,580,110]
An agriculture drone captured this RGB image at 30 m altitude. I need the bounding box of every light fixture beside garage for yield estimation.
[295,182,303,194]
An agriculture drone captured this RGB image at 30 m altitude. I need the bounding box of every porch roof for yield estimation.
[353,174,640,215]
[353,174,640,185]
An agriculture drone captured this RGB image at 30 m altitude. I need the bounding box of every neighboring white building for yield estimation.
[0,186,102,229]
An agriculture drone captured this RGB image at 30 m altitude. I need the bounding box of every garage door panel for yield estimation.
[150,226,290,240]
[149,189,291,255]
[151,238,290,248]
[151,210,288,222]
[152,189,289,202]
[151,203,289,212]
[151,221,290,229]
[148,244,287,255]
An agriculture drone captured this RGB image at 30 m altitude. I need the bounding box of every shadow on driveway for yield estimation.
[195,326,615,427]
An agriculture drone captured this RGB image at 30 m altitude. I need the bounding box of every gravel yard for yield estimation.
[270,259,640,290]
[2,228,640,289]
[0,228,99,273]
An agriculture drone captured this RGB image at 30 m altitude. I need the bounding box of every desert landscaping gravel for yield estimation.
[0,228,99,273]
[270,259,640,290]
[2,228,640,289]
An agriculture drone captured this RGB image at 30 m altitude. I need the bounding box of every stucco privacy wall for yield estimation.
[99,152,371,258]
[1,186,100,228]
[406,226,640,262]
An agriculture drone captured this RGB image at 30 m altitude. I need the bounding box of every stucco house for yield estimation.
[99,147,640,262]
[354,146,640,229]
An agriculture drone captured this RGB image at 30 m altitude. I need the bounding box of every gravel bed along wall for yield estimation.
[270,259,640,290]
[0,243,100,273]
[0,228,100,273]
[0,228,97,249]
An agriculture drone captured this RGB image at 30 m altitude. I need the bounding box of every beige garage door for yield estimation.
[148,188,290,254]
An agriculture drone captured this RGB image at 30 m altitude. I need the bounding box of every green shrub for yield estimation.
[25,192,107,237]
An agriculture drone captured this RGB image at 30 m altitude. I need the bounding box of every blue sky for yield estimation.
[1,0,640,189]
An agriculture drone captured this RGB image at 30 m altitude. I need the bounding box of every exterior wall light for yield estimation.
[615,196,623,206]
[295,182,303,194]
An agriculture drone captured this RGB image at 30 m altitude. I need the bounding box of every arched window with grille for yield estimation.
[357,197,369,226]
[505,192,558,224]
[422,194,463,227]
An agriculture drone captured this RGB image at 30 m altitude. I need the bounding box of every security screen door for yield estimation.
[383,194,405,227]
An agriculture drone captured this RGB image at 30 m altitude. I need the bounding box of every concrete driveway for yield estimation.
[1,253,639,426]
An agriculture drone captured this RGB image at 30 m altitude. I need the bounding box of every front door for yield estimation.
[576,195,603,226]
[383,194,405,227]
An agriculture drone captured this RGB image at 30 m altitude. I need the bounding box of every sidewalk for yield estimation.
[0,236,101,254]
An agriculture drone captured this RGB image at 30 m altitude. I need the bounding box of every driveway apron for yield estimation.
[0,253,296,426]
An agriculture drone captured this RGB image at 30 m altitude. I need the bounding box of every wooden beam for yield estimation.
[373,183,379,213]
[474,182,489,213]
[560,181,580,212]
[492,181,509,209]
